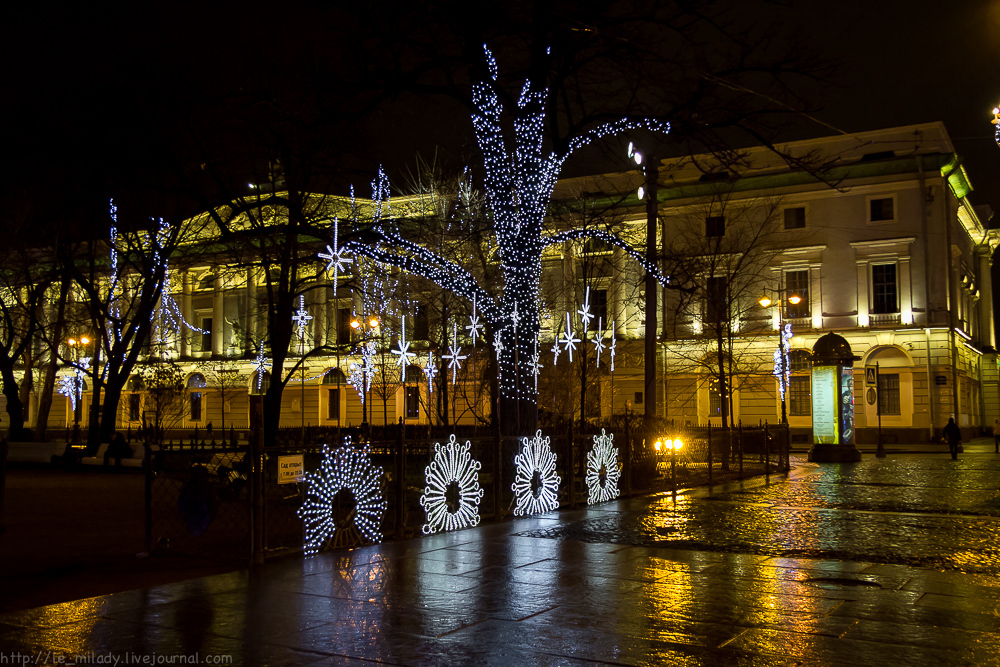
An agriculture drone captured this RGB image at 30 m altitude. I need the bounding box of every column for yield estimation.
[977,247,995,348]
[314,285,327,349]
[244,267,256,356]
[612,246,626,336]
[180,270,193,358]
[856,260,869,327]
[212,269,224,356]
[810,263,823,329]
[899,257,913,325]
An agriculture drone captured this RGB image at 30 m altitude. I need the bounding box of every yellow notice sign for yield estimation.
[278,455,304,484]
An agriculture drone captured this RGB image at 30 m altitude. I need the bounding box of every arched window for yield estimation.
[187,373,207,422]
[250,370,271,395]
[127,376,145,391]
[405,365,424,382]
[187,373,208,389]
[322,368,347,384]
[321,369,345,420]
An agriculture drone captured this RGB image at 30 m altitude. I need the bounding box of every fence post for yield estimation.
[395,417,405,539]
[251,423,264,566]
[707,422,713,484]
[670,437,676,492]
[493,417,502,520]
[567,422,575,508]
[738,420,744,478]
[764,421,770,477]
[143,436,152,554]
[623,416,632,496]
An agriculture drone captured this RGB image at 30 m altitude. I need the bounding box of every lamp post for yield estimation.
[628,142,659,426]
[759,292,801,425]
[67,336,90,442]
[350,315,380,432]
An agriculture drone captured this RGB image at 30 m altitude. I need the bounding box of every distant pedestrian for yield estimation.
[943,417,961,460]
[993,419,1000,454]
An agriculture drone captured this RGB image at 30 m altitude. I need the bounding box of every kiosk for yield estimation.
[807,332,862,462]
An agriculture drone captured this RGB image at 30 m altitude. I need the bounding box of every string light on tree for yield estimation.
[511,430,561,516]
[419,434,484,534]
[772,323,793,402]
[342,47,671,407]
[297,438,387,555]
[585,429,621,504]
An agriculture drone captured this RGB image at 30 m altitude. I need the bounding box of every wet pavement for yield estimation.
[2,446,1000,665]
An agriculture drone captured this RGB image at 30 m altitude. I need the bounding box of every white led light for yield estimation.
[511,430,561,516]
[772,323,793,400]
[298,438,387,555]
[419,434,484,534]
[585,429,621,504]
[560,312,580,362]
[392,315,415,380]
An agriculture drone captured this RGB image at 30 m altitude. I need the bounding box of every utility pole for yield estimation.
[643,154,658,425]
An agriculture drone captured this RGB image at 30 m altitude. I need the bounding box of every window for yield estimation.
[784,270,810,319]
[789,350,811,372]
[878,373,901,415]
[128,394,141,422]
[706,276,727,323]
[327,388,340,420]
[201,318,213,352]
[708,378,722,417]
[634,391,643,405]
[337,308,352,345]
[406,386,420,419]
[413,305,429,340]
[869,197,894,222]
[705,216,725,237]
[591,289,608,327]
[784,207,806,230]
[788,376,811,416]
[190,392,202,421]
[871,264,898,314]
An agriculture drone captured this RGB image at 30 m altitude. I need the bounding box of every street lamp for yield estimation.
[758,293,801,425]
[628,141,659,427]
[350,315,380,430]
[67,336,90,442]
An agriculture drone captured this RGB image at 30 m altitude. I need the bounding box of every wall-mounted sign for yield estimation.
[278,454,304,484]
[866,387,877,405]
[812,366,838,444]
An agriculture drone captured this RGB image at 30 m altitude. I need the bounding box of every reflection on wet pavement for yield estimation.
[2,456,1000,665]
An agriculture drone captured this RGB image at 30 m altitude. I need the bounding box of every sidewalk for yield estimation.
[791,434,997,455]
[2,451,999,665]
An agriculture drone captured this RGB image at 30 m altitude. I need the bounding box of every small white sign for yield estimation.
[278,455,304,484]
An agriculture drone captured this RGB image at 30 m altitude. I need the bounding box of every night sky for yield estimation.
[3,1,999,223]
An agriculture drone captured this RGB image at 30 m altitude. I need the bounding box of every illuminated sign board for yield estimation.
[812,366,838,444]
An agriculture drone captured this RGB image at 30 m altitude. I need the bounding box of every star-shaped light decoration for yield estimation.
[577,286,594,334]
[591,317,606,367]
[252,345,268,391]
[510,303,520,329]
[551,338,562,366]
[318,217,352,287]
[531,340,543,392]
[392,315,415,381]
[465,295,483,345]
[442,323,466,385]
[609,321,617,373]
[292,295,313,339]
[560,312,581,362]
[425,351,438,394]
[493,329,505,362]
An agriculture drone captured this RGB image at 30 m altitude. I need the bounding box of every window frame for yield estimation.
[788,376,811,416]
[867,195,896,224]
[705,215,725,238]
[870,262,899,315]
[783,206,806,230]
[878,373,901,415]
[783,269,811,319]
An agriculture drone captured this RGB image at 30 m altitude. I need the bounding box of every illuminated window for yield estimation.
[789,350,811,372]
[405,386,420,419]
[784,270,810,319]
[708,378,722,417]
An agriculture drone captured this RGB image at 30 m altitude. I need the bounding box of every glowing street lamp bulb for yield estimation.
[350,319,361,329]
[369,317,379,329]
[654,440,662,452]
[673,439,683,450]
[788,294,802,305]
[80,337,89,345]
[758,295,772,308]
[994,107,999,116]
[627,141,634,156]
[634,152,643,165]
[637,186,645,200]
[68,338,76,346]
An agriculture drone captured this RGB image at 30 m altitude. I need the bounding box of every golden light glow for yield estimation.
[673,438,683,450]
[787,294,801,305]
[80,336,89,345]
[654,440,662,452]
[350,319,361,329]
[369,317,380,329]
[758,295,772,308]
[68,338,76,346]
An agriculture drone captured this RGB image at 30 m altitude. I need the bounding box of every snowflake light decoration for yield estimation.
[530,339,543,392]
[577,286,594,334]
[348,341,377,401]
[560,312,580,362]
[511,430,561,516]
[465,294,483,345]
[252,345,268,391]
[585,429,621,505]
[318,217,352,287]
[419,434,484,534]
[425,351,438,394]
[592,317,606,367]
[551,337,562,366]
[442,323,466,384]
[298,438,387,555]
[609,321,617,373]
[392,315,415,381]
[58,356,90,411]
[293,295,313,338]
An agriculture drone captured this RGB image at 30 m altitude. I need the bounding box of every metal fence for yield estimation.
[144,419,788,561]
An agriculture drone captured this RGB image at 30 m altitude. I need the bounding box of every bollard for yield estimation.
[764,421,770,477]
[493,419,502,519]
[567,423,575,508]
[707,422,713,484]
[738,420,744,478]
[671,437,676,492]
[623,417,632,496]
[144,438,152,554]
[395,418,405,539]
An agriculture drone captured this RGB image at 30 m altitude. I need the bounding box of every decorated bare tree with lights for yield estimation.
[345,50,672,433]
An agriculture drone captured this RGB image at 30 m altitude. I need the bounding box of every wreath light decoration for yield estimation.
[511,430,561,516]
[585,429,621,504]
[419,435,484,534]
